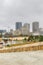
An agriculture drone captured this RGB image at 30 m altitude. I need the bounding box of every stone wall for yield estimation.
[0,45,43,53]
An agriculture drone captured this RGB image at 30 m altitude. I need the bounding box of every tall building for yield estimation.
[16,22,22,30]
[39,28,43,35]
[24,23,30,31]
[21,23,30,35]
[32,22,39,33]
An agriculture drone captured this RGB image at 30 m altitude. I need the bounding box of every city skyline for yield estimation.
[0,0,43,30]
[0,21,43,36]
[0,21,43,32]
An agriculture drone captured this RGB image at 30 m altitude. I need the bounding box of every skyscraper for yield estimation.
[32,22,39,33]
[16,22,22,30]
[21,23,30,35]
[39,28,43,35]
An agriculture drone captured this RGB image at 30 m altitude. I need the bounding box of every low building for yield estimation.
[10,29,14,34]
[14,29,22,36]
[0,30,6,37]
[32,32,40,36]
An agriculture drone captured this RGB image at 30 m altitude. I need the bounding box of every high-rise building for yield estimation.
[39,28,43,35]
[16,22,22,30]
[21,23,30,35]
[32,22,39,33]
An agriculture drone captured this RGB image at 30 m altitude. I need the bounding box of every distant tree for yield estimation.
[28,35,33,41]
[7,44,10,47]
[39,35,43,42]
[24,38,27,41]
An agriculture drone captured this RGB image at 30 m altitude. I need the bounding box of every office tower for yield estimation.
[16,22,22,30]
[32,22,39,33]
[21,23,30,35]
[39,28,43,35]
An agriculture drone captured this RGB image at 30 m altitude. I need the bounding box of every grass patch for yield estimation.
[5,41,37,48]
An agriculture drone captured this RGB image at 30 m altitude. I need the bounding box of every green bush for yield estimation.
[28,35,43,42]
[24,38,27,41]
[28,35,34,41]
[39,36,43,42]
[7,44,10,47]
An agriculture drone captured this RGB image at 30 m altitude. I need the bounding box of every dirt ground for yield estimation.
[0,50,43,65]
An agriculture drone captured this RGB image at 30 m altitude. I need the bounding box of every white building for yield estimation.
[39,28,43,35]
[21,23,30,35]
[14,29,21,36]
[10,29,14,35]
[32,32,40,36]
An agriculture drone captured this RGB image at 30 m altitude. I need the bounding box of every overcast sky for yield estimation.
[0,0,43,30]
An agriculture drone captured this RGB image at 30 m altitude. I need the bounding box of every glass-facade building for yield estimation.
[16,22,22,30]
[32,22,39,32]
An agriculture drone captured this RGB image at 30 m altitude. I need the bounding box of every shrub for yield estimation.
[39,36,43,42]
[7,44,10,47]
